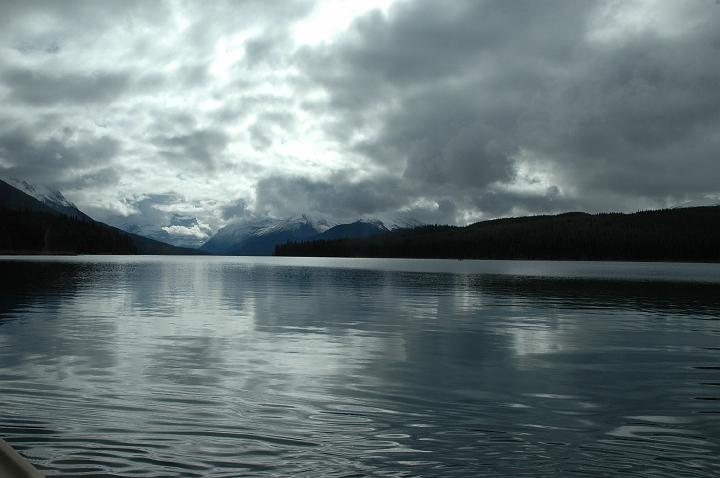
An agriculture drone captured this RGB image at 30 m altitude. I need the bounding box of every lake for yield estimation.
[1,256,719,477]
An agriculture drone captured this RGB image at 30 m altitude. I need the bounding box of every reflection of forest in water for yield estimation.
[1,258,719,477]
[469,274,720,317]
[3,259,720,327]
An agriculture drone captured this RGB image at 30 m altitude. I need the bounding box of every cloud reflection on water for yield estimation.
[0,257,719,476]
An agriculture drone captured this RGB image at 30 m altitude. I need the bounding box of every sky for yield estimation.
[1,0,719,243]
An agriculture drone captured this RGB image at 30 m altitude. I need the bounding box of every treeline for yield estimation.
[0,207,137,254]
[275,207,720,262]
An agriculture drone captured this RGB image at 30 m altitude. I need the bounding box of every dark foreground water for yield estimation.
[1,257,719,477]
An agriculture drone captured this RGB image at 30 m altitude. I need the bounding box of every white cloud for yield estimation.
[292,0,396,45]
[162,225,210,240]
[1,0,718,234]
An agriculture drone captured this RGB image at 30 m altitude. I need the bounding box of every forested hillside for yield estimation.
[0,179,201,255]
[0,207,136,254]
[275,207,720,262]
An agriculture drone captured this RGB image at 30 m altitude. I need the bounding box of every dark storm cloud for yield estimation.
[303,1,589,101]
[66,167,121,190]
[248,123,273,150]
[152,129,229,168]
[297,0,720,218]
[99,193,183,229]
[0,126,121,188]
[392,198,459,226]
[254,172,578,224]
[0,0,168,33]
[0,3,309,157]
[1,0,719,229]
[244,33,288,67]
[520,28,720,198]
[2,68,131,105]
[255,174,409,220]
[221,198,251,221]
[246,111,297,150]
[466,187,579,218]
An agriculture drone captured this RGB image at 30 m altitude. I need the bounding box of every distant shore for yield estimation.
[275,206,720,263]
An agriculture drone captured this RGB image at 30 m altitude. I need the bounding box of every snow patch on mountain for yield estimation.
[254,214,331,236]
[357,218,387,228]
[672,196,720,209]
[8,179,73,207]
[389,217,425,230]
[122,213,211,248]
[5,177,91,221]
[161,214,211,240]
[200,215,397,255]
[201,215,345,255]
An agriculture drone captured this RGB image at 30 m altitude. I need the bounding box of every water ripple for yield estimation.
[1,257,720,476]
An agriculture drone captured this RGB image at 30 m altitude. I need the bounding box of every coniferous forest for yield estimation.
[0,178,204,255]
[0,207,137,254]
[275,207,720,262]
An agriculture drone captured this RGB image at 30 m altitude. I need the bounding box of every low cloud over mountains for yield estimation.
[1,0,719,232]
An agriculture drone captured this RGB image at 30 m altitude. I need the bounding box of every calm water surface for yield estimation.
[1,256,719,477]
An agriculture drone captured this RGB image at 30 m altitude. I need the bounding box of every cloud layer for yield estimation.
[1,0,719,233]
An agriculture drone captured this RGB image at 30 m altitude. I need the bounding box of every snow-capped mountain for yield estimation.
[389,217,425,230]
[254,215,331,236]
[121,214,210,249]
[671,197,720,209]
[318,219,389,240]
[0,178,410,254]
[201,215,389,256]
[120,223,174,244]
[201,215,330,255]
[0,178,200,254]
[6,178,91,221]
[199,217,274,253]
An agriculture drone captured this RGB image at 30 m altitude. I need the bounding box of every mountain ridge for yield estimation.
[0,179,201,255]
[275,206,720,262]
[201,216,390,256]
[5,178,92,222]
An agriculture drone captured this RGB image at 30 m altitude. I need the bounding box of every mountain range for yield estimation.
[0,178,394,256]
[6,178,92,222]
[4,177,719,261]
[120,213,209,249]
[0,178,200,255]
[276,207,720,262]
[200,215,389,255]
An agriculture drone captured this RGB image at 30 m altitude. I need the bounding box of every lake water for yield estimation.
[1,256,719,477]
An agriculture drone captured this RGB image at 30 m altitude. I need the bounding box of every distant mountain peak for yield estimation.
[200,214,388,255]
[672,197,720,209]
[389,217,425,230]
[357,217,387,228]
[0,178,198,255]
[119,213,209,249]
[253,214,332,236]
[4,177,91,221]
[169,213,200,228]
[317,218,388,241]
[7,178,74,208]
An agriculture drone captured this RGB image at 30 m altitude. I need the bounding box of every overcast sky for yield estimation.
[1,0,719,241]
